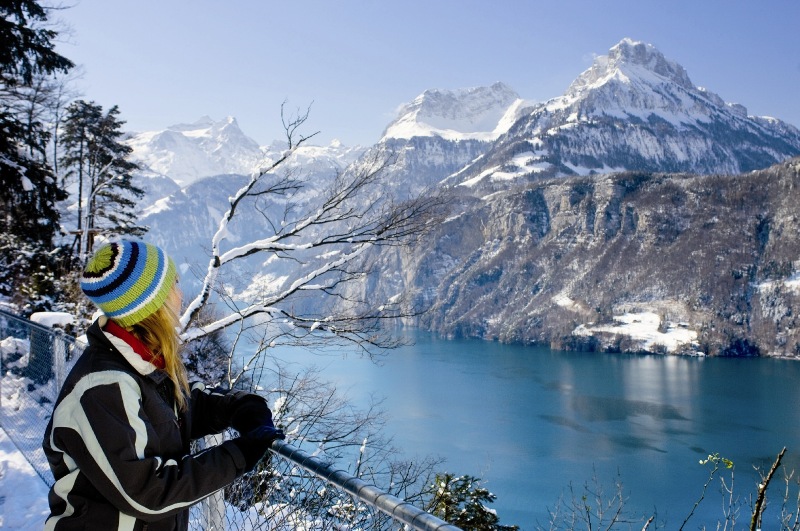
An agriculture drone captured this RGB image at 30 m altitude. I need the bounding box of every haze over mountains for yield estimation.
[126,39,800,357]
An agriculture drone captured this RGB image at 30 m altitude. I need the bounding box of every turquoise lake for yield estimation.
[258,331,800,529]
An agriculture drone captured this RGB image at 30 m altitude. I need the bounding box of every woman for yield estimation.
[42,240,283,531]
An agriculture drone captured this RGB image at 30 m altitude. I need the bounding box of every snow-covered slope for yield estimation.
[127,114,365,191]
[259,139,366,178]
[449,39,800,189]
[342,82,532,201]
[381,82,530,142]
[0,428,49,529]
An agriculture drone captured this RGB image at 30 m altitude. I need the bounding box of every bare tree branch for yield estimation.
[178,110,449,350]
[180,106,320,331]
[752,447,787,531]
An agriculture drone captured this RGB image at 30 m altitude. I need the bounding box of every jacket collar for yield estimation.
[89,316,167,379]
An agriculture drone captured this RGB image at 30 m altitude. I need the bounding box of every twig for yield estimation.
[751,447,787,531]
[680,455,724,531]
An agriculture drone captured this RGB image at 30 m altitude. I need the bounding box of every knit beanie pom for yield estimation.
[85,244,114,274]
[81,241,177,327]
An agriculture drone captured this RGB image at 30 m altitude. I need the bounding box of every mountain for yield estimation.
[394,158,800,357]
[342,83,530,202]
[128,115,366,264]
[351,39,800,357]
[127,115,365,191]
[125,116,264,186]
[134,38,800,357]
[132,84,522,309]
[448,39,800,191]
[381,82,530,142]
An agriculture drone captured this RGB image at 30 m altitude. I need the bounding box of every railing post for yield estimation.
[53,329,67,391]
[200,433,226,531]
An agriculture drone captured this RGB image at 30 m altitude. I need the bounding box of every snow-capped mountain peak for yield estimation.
[543,37,734,128]
[166,115,216,133]
[381,82,529,142]
[126,116,262,186]
[450,39,800,188]
[128,116,365,190]
[567,38,693,97]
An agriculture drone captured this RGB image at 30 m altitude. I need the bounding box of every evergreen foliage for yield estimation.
[60,100,145,258]
[0,0,73,85]
[426,473,519,531]
[0,0,73,309]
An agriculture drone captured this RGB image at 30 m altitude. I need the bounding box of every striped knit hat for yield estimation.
[81,241,178,327]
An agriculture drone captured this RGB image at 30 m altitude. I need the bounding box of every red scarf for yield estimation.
[104,319,166,370]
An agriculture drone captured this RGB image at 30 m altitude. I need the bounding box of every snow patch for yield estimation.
[757,273,800,293]
[141,195,173,217]
[552,293,575,308]
[460,166,501,188]
[29,312,74,328]
[0,429,50,529]
[382,83,529,142]
[574,311,698,353]
[564,161,627,176]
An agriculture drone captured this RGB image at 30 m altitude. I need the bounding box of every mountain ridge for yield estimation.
[134,38,800,357]
[127,116,366,194]
[395,158,800,357]
[445,39,800,191]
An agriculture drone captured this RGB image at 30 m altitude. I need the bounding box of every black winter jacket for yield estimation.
[42,317,253,531]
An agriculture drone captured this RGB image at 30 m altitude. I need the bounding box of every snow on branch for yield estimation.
[180,106,319,331]
[181,239,374,340]
[178,107,449,352]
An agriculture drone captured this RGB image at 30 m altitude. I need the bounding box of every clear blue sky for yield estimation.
[58,0,800,147]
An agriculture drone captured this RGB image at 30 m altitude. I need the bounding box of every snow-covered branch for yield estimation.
[180,123,318,331]
[182,238,374,340]
[178,110,448,353]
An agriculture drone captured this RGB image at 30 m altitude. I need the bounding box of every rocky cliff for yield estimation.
[386,158,800,357]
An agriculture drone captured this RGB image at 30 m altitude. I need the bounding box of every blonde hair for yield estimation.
[129,287,189,411]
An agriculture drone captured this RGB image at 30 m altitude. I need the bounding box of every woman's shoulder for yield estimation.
[57,340,143,401]
[76,338,135,374]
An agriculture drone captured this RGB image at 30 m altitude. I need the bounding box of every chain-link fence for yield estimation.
[0,309,81,487]
[0,309,459,531]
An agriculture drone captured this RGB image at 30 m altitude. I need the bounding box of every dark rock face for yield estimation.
[387,159,800,357]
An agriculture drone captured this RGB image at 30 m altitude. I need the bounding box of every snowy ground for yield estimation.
[0,427,50,529]
[573,311,699,353]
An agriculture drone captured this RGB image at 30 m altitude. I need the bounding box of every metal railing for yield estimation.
[0,309,460,531]
[270,439,459,531]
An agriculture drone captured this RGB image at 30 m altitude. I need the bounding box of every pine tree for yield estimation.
[91,105,146,242]
[60,100,145,260]
[59,99,99,229]
[0,0,74,310]
[0,1,73,85]
[426,473,519,531]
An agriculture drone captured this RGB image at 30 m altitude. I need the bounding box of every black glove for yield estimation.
[231,435,270,472]
[249,424,286,442]
[230,395,274,435]
[231,425,286,472]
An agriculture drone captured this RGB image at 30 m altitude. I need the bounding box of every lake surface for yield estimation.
[257,331,800,529]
